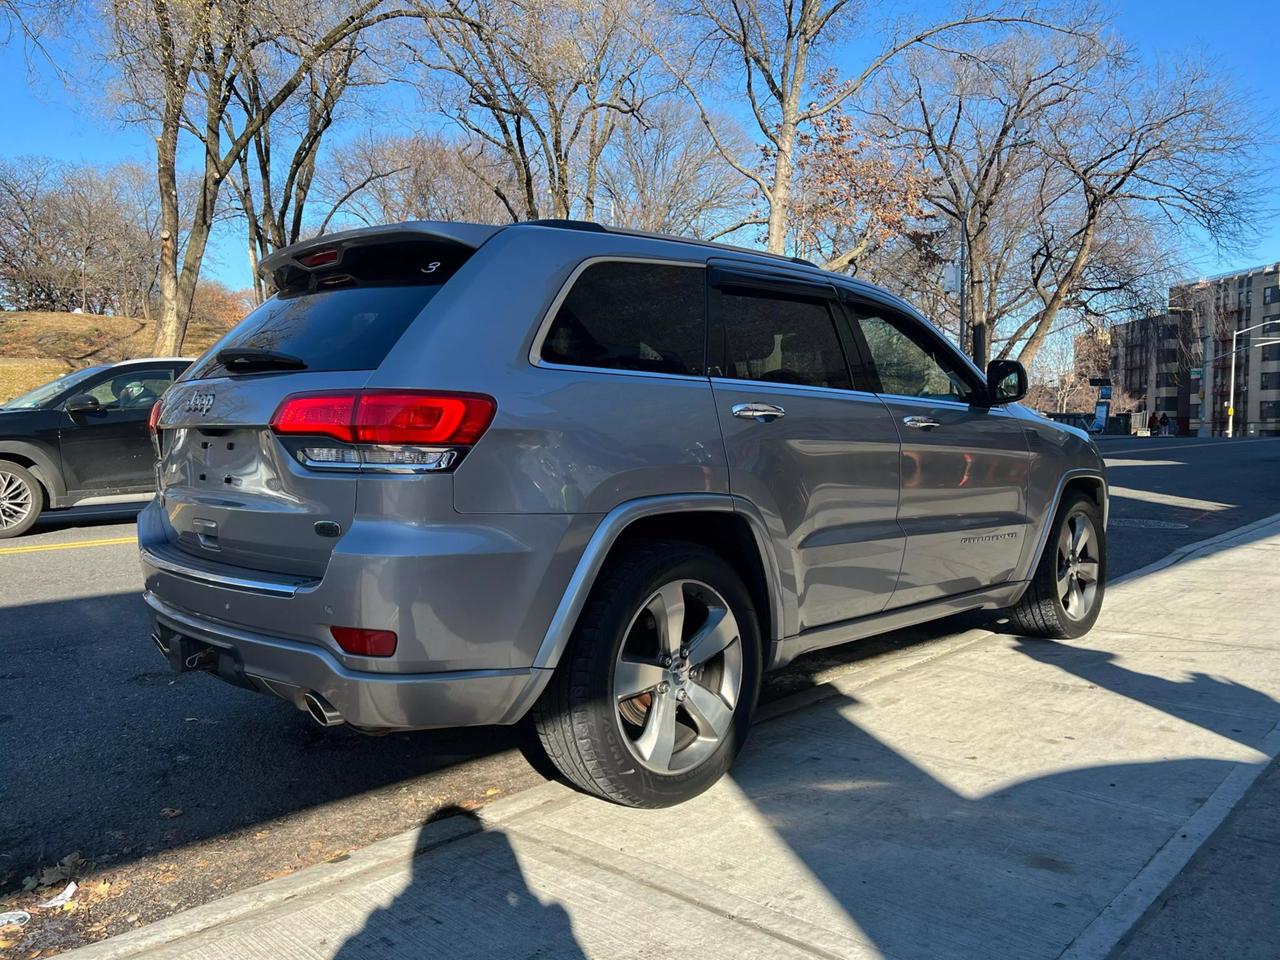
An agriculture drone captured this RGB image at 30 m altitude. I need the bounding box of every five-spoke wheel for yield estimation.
[534,540,761,807]
[613,579,743,774]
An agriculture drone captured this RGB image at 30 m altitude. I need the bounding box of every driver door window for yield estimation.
[85,369,175,410]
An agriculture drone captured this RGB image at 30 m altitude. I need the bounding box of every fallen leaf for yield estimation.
[485,788,501,797]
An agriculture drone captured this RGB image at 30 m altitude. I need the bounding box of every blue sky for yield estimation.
[1,0,1277,291]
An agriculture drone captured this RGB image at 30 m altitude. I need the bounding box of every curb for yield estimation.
[61,511,1280,959]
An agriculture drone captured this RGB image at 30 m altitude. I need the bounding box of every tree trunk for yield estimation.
[152,125,183,355]
[765,120,796,254]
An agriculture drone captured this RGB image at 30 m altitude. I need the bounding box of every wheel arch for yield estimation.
[0,440,64,508]
[529,495,788,676]
[1015,468,1108,584]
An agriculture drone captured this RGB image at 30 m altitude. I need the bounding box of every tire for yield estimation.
[1009,491,1106,639]
[0,462,42,539]
[533,539,762,807]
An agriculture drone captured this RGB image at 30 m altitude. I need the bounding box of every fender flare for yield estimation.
[0,439,65,507]
[498,494,791,723]
[1014,468,1108,582]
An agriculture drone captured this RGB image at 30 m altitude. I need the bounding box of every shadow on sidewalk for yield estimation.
[333,807,586,960]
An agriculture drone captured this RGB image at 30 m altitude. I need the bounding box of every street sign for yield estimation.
[1099,385,1112,400]
[1087,377,1111,387]
[1190,366,1203,379]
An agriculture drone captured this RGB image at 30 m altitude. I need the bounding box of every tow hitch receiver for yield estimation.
[151,625,256,691]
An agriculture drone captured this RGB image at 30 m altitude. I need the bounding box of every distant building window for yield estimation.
[1263,320,1280,337]
[1261,372,1280,391]
[1264,285,1280,305]
[1157,348,1179,363]
[1261,401,1280,421]
[1156,396,1179,412]
[1161,324,1180,339]
[1156,371,1178,388]
[1263,344,1280,363]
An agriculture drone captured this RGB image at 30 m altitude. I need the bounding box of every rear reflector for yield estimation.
[148,399,163,437]
[270,391,495,447]
[330,626,398,657]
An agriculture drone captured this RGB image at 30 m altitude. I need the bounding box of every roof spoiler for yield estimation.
[258,221,502,283]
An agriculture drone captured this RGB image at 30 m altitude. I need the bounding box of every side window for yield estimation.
[86,369,175,410]
[540,261,706,375]
[712,289,851,390]
[850,306,975,403]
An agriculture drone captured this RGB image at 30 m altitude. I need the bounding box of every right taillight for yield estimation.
[269,390,495,473]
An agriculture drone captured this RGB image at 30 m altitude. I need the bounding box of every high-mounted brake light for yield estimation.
[298,248,340,268]
[269,390,496,472]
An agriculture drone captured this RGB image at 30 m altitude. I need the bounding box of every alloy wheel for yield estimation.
[1057,512,1100,621]
[0,470,33,530]
[613,579,743,774]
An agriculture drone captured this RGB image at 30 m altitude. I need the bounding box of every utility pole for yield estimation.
[1199,326,1213,438]
[958,222,968,357]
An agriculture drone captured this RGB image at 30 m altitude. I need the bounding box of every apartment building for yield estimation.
[1108,263,1280,436]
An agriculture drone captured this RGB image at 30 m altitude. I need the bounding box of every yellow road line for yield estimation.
[0,535,137,556]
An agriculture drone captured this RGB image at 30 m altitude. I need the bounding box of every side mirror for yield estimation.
[65,393,101,414]
[984,359,1027,405]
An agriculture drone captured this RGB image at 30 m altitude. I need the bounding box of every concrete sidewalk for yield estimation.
[62,516,1280,960]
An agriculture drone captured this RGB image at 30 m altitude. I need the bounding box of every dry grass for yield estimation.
[0,311,232,403]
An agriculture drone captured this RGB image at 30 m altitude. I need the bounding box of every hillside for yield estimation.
[0,311,233,402]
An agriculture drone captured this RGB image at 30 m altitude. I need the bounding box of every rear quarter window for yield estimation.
[540,261,706,376]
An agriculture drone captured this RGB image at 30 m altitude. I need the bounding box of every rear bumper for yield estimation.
[145,590,548,729]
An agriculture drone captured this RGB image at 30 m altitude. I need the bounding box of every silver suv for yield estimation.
[140,220,1108,807]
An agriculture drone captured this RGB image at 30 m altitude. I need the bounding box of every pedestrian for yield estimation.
[1159,412,1170,436]
[1147,412,1159,437]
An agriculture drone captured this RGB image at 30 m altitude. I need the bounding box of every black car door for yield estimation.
[58,365,180,494]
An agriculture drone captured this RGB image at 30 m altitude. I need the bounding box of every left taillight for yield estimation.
[269,390,495,473]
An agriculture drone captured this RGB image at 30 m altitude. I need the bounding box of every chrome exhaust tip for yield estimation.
[303,691,344,727]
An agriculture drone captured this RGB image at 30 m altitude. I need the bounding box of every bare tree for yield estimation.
[104,0,438,353]
[879,22,1265,366]
[597,101,753,237]
[225,37,374,302]
[315,131,512,227]
[416,0,655,222]
[0,157,163,316]
[649,0,1077,259]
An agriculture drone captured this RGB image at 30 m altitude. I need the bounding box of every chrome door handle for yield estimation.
[902,415,942,431]
[732,402,786,423]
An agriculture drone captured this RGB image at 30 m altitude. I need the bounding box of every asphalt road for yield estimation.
[2,435,1278,953]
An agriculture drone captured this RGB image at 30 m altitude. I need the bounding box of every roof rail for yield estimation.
[515,218,817,269]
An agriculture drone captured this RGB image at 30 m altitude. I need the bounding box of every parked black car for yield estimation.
[0,357,191,537]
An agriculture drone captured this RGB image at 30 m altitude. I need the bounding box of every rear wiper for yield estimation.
[216,348,308,372]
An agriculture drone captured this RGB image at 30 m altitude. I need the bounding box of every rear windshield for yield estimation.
[188,285,439,378]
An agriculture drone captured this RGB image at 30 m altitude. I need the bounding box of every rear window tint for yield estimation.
[189,285,438,378]
[712,290,851,389]
[540,262,706,375]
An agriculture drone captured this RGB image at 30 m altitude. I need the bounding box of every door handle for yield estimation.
[902,415,942,431]
[732,402,786,423]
